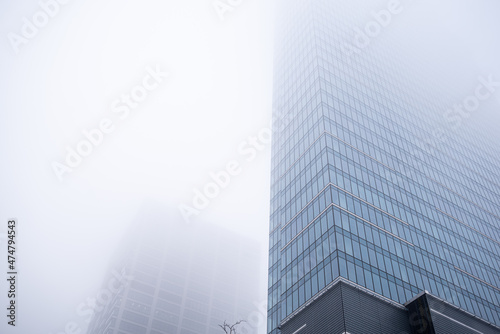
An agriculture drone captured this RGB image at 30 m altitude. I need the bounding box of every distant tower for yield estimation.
[87,203,263,334]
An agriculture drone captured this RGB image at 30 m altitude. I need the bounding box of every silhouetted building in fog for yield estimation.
[87,204,262,334]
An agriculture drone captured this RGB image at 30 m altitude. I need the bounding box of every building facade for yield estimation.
[267,0,500,333]
[87,204,263,334]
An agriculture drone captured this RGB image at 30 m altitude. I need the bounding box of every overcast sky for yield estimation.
[1,1,499,333]
[1,1,274,333]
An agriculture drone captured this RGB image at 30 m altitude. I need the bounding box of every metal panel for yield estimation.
[281,281,412,334]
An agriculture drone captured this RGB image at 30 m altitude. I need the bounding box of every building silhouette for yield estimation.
[267,1,500,333]
[87,204,262,334]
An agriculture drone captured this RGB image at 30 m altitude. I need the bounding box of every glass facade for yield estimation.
[267,1,500,333]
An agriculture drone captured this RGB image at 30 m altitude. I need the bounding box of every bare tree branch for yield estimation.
[219,320,246,334]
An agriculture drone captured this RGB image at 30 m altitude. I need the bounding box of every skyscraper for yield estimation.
[87,204,263,334]
[267,1,500,333]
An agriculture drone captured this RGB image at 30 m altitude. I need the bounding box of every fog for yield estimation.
[1,0,499,333]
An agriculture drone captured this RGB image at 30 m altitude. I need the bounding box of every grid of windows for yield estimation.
[268,0,500,333]
[87,217,261,334]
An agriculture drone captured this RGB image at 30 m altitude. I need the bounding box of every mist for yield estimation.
[1,0,499,333]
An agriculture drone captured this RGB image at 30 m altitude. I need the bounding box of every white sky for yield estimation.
[0,1,274,333]
[1,0,499,333]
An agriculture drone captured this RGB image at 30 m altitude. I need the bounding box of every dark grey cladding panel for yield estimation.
[426,295,500,334]
[342,283,411,334]
[281,281,412,334]
[281,282,345,334]
[406,293,500,334]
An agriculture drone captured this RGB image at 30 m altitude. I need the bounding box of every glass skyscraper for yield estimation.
[267,0,500,333]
